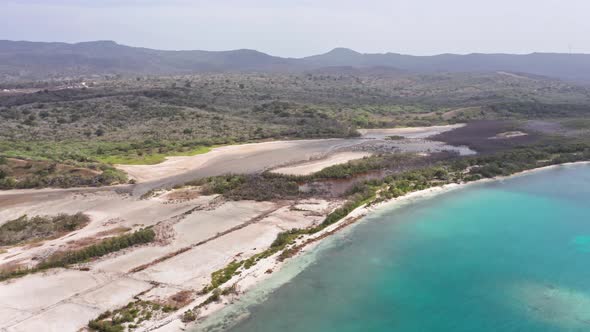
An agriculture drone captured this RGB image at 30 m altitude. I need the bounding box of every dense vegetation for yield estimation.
[0,157,127,189]
[181,153,453,201]
[187,174,304,201]
[0,228,155,282]
[302,153,428,180]
[0,212,90,246]
[2,72,590,156]
[2,70,590,189]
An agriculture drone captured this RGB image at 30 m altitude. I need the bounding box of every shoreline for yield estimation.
[165,160,590,332]
[2,159,587,331]
[367,160,590,216]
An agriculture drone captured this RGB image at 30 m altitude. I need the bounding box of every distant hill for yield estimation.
[0,40,293,80]
[302,48,590,83]
[1,40,590,82]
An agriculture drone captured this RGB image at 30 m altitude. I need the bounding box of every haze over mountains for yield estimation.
[1,40,590,83]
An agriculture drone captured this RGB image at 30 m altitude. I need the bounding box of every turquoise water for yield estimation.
[206,164,590,332]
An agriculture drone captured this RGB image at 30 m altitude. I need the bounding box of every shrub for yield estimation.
[0,228,155,282]
[40,228,155,268]
[196,174,303,201]
[0,213,90,246]
[181,310,197,323]
[271,229,301,248]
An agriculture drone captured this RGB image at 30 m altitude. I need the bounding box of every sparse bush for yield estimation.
[89,300,168,332]
[196,174,303,201]
[181,310,197,323]
[0,228,155,282]
[0,213,90,246]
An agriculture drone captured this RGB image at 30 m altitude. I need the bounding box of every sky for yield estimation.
[1,0,589,57]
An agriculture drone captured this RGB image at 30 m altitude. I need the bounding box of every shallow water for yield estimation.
[198,164,590,332]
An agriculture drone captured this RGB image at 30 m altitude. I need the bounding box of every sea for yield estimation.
[196,163,590,332]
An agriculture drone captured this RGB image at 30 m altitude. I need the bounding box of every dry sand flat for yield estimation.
[0,183,336,332]
[6,302,101,332]
[131,200,330,289]
[0,125,469,203]
[0,269,111,312]
[118,139,354,184]
[358,124,464,139]
[132,223,280,289]
[121,125,468,196]
[0,190,209,269]
[171,200,276,247]
[0,269,139,332]
[72,276,153,311]
[6,275,150,332]
[90,200,277,273]
[270,152,372,176]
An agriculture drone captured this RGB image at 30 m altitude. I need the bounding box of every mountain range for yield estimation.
[1,40,590,82]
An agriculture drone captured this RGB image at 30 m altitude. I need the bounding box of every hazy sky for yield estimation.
[1,0,589,57]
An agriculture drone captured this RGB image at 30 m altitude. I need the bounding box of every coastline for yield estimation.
[2,160,587,331]
[0,124,487,332]
[163,160,590,332]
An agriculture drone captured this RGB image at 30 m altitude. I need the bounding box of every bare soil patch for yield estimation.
[163,290,195,308]
[163,187,202,202]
